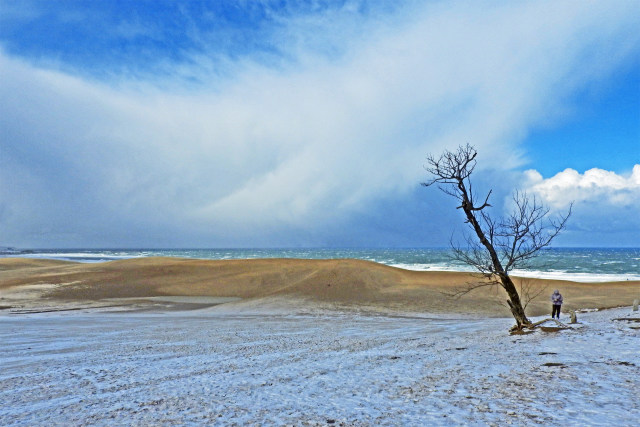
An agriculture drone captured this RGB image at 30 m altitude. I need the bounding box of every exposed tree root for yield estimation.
[510,317,570,333]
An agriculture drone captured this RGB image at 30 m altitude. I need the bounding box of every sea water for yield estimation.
[1,247,638,282]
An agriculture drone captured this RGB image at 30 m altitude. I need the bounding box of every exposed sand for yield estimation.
[1,257,639,316]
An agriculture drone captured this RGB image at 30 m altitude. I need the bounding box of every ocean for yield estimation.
[1,247,638,282]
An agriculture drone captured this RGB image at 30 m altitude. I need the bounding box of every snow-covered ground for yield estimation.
[1,306,638,426]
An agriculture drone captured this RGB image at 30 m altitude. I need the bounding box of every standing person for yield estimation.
[551,289,563,319]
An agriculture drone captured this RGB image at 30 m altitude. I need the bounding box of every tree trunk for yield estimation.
[459,188,531,329]
[500,274,531,328]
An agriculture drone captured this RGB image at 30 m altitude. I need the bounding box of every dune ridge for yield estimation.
[1,257,639,316]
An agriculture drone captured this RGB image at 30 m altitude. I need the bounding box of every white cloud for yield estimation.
[523,166,640,209]
[521,166,640,246]
[1,1,639,246]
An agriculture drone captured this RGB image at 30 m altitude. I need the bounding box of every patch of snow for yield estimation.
[0,307,638,425]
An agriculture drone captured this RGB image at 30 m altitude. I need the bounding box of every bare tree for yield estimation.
[423,144,571,330]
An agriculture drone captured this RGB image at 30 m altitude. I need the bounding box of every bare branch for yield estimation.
[471,190,493,211]
[517,277,548,311]
[422,143,478,188]
[441,275,501,299]
[500,194,572,273]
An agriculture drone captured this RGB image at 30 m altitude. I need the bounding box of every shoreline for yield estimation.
[3,247,639,283]
[1,257,639,317]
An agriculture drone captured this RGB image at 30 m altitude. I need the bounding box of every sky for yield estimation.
[0,0,639,249]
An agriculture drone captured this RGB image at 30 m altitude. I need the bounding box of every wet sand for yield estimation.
[1,257,639,316]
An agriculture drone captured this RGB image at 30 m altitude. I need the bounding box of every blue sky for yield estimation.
[523,61,639,177]
[0,0,639,248]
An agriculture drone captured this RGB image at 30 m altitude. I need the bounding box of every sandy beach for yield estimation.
[1,257,639,316]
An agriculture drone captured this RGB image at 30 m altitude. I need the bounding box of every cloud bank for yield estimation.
[1,1,639,247]
[520,166,640,246]
[524,166,640,209]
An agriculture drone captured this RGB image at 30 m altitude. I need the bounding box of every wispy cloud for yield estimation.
[1,1,639,247]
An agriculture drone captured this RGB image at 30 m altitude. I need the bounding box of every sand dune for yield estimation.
[1,257,639,316]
